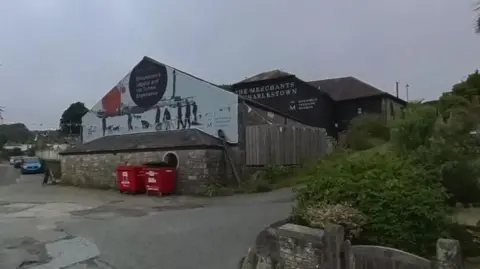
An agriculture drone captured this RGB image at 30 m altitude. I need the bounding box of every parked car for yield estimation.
[20,157,43,174]
[13,157,24,168]
[10,156,22,165]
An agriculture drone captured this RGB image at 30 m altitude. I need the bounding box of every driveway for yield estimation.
[0,164,293,269]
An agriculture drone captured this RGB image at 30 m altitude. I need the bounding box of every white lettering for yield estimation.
[236,82,298,100]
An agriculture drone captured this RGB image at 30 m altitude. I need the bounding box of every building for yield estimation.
[231,70,337,136]
[59,57,323,193]
[231,72,406,135]
[308,76,407,131]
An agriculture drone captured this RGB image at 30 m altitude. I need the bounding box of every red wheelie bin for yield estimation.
[144,165,176,196]
[116,165,146,194]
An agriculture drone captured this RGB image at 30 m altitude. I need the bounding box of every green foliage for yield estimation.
[295,151,449,256]
[0,123,32,143]
[389,103,438,152]
[344,114,390,150]
[59,102,88,135]
[217,84,232,90]
[263,165,294,184]
[198,181,234,197]
[451,70,480,101]
[299,202,367,240]
[389,99,480,205]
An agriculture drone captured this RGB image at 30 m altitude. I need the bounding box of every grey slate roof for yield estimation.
[308,76,406,104]
[307,76,386,101]
[61,129,223,155]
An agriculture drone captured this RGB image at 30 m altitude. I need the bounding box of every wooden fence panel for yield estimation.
[245,124,329,166]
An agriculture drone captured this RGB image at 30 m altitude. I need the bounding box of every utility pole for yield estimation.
[405,84,410,101]
[395,81,399,98]
[0,106,5,125]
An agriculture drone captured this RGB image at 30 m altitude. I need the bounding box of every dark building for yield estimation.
[308,76,407,131]
[231,70,337,136]
[231,72,406,135]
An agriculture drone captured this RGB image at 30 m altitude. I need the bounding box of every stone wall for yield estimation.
[240,222,463,269]
[61,148,229,194]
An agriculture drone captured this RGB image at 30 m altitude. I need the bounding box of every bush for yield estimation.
[389,103,438,152]
[298,202,367,240]
[295,150,449,256]
[344,114,390,150]
[388,101,480,205]
[263,165,294,184]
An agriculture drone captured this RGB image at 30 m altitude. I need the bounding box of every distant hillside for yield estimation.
[0,123,32,143]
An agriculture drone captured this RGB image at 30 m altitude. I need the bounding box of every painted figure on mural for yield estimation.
[184,99,191,128]
[192,101,198,124]
[101,116,107,136]
[163,107,172,130]
[155,105,162,131]
[127,108,133,131]
[176,101,184,129]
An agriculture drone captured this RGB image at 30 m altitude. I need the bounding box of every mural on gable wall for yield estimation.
[82,57,239,143]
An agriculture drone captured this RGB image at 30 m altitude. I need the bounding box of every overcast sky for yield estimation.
[0,0,478,130]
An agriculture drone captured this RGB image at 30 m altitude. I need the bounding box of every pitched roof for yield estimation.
[239,70,293,83]
[308,76,402,102]
[61,129,223,155]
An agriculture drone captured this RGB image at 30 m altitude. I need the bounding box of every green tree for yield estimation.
[449,70,480,101]
[0,123,32,143]
[59,102,88,135]
[217,84,232,90]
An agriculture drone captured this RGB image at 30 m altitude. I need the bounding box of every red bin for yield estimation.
[116,165,146,193]
[144,167,176,195]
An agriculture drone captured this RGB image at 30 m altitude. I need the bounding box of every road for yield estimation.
[0,164,293,269]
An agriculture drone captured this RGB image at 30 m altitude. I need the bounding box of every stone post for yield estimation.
[324,224,344,269]
[436,238,463,269]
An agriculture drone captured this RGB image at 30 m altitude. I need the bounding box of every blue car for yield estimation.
[21,158,44,174]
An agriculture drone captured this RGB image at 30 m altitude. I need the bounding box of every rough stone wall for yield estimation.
[240,222,463,269]
[243,222,333,269]
[60,149,227,194]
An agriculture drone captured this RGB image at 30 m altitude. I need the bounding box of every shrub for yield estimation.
[298,202,367,240]
[295,150,449,256]
[263,165,294,184]
[389,103,438,152]
[344,114,390,150]
[389,101,480,205]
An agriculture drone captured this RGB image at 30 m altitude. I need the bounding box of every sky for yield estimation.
[0,0,478,130]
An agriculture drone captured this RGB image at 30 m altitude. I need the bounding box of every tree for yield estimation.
[449,70,480,101]
[218,84,232,90]
[0,123,32,143]
[476,5,480,33]
[59,102,88,135]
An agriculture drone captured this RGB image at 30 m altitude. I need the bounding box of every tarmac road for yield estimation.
[0,163,20,185]
[0,164,293,269]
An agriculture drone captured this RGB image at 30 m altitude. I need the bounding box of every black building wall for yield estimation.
[232,76,336,136]
[335,96,383,131]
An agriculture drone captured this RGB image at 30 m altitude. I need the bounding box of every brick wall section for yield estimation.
[60,149,229,194]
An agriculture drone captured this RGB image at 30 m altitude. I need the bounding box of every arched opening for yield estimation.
[163,152,179,168]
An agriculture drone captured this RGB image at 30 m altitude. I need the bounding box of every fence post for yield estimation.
[342,240,355,269]
[324,224,344,269]
[436,238,463,269]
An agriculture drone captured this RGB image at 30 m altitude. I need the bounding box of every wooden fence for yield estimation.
[245,124,331,166]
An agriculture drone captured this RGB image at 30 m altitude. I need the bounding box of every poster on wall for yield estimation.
[82,57,239,143]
